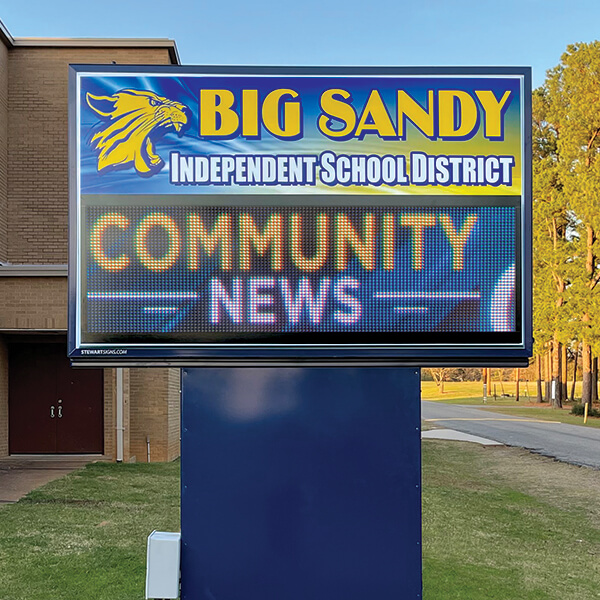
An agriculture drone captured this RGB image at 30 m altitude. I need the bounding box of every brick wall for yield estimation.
[7,46,172,264]
[122,368,131,461]
[103,368,131,461]
[0,42,8,263]
[167,369,181,461]
[129,368,180,462]
[0,336,8,457]
[0,277,66,329]
[103,369,115,459]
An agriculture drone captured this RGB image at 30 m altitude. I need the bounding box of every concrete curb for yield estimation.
[422,428,502,446]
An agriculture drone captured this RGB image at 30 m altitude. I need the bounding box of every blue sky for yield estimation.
[2,0,599,88]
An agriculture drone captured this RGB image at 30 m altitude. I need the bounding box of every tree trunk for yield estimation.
[570,345,578,403]
[582,341,593,406]
[582,224,595,404]
[561,344,568,402]
[551,337,562,409]
[536,354,543,403]
[545,347,552,402]
[482,368,487,401]
[593,357,598,404]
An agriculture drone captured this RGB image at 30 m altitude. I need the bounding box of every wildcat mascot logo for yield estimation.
[86,89,190,175]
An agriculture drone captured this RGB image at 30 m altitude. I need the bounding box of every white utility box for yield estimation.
[145,530,181,599]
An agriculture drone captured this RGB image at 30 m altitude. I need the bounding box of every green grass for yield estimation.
[481,405,600,428]
[0,461,179,600]
[422,380,585,405]
[2,447,600,599]
[423,441,600,599]
[421,380,533,404]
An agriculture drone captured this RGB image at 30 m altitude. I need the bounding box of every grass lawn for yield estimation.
[421,380,578,404]
[481,405,600,428]
[422,380,528,404]
[2,446,600,599]
[0,462,180,600]
[422,380,584,404]
[423,440,600,599]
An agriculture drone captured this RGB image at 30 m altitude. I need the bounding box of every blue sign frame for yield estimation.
[68,65,532,365]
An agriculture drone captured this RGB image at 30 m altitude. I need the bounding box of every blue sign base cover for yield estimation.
[181,367,422,600]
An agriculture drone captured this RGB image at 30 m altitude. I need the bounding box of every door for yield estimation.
[9,342,104,454]
[55,354,104,453]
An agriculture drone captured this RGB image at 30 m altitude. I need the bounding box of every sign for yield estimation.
[69,66,532,364]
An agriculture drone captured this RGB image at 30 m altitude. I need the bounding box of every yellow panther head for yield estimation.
[86,89,189,175]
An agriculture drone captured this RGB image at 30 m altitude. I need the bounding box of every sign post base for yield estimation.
[181,367,422,600]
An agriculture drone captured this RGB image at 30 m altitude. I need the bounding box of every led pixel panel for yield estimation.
[82,201,517,343]
[69,66,531,362]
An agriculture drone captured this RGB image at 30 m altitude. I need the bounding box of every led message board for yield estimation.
[69,66,532,365]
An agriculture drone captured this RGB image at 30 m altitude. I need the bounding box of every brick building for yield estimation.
[0,18,181,462]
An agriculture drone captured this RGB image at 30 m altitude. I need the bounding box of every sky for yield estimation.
[2,0,600,89]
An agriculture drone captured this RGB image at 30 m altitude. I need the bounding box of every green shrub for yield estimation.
[570,403,600,417]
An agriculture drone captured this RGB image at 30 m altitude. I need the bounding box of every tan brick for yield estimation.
[0,43,8,263]
[129,368,180,462]
[0,277,67,329]
[7,46,172,264]
[103,368,132,461]
[0,335,8,457]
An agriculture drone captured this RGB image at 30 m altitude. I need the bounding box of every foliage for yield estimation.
[423,368,523,383]
[570,402,600,417]
[532,86,572,347]
[540,42,600,353]
[424,368,485,382]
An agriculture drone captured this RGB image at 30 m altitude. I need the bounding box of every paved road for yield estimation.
[422,400,600,469]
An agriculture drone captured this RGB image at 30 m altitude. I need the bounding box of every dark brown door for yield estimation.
[9,344,59,453]
[9,342,104,454]
[55,356,104,453]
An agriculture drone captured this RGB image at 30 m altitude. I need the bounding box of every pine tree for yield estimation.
[532,86,573,407]
[544,42,600,405]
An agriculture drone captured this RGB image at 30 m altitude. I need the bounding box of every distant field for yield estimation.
[421,380,583,404]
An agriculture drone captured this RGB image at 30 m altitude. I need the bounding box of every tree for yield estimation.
[429,368,449,393]
[532,84,574,408]
[544,42,600,405]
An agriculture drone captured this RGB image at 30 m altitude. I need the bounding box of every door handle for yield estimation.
[50,406,55,418]
[57,406,62,419]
